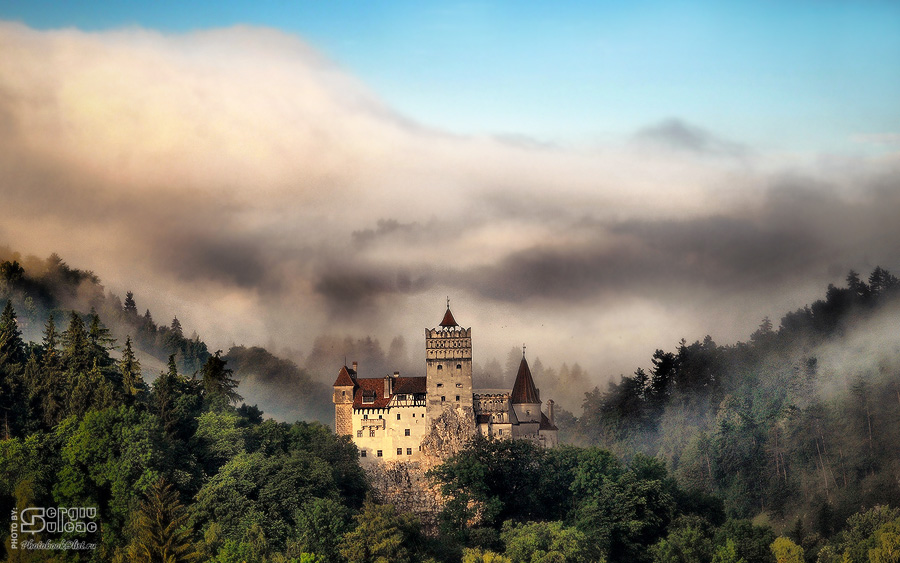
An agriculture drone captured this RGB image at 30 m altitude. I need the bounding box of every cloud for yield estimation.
[852,133,900,146]
[635,118,748,157]
[1,21,898,384]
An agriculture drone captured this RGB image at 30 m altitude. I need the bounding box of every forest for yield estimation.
[1,246,900,562]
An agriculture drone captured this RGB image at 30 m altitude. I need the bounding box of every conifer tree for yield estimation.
[126,478,200,563]
[200,351,242,404]
[170,317,183,338]
[39,315,65,427]
[88,309,116,369]
[61,311,92,374]
[120,336,143,398]
[0,300,26,438]
[0,300,25,366]
[154,355,179,435]
[123,291,138,318]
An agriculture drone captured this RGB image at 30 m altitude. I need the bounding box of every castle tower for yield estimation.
[510,352,541,424]
[425,301,473,420]
[332,363,357,436]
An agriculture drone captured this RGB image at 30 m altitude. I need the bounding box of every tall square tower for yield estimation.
[425,302,473,420]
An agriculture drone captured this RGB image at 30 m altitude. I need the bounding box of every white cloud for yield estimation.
[1,22,897,387]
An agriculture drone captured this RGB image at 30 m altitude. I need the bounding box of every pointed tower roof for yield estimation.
[439,298,458,328]
[510,355,540,404]
[440,307,458,328]
[333,365,356,387]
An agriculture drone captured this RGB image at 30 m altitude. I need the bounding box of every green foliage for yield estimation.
[124,478,201,563]
[712,519,775,563]
[191,450,339,552]
[712,539,746,563]
[429,436,560,534]
[770,537,804,563]
[832,506,900,563]
[193,410,248,474]
[650,516,713,563]
[869,520,900,563]
[0,300,27,438]
[200,351,242,405]
[573,456,677,562]
[500,520,591,563]
[120,335,144,398]
[54,406,173,534]
[338,499,422,563]
[462,547,513,563]
[290,497,352,562]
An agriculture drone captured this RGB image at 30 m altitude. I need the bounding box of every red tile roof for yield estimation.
[352,376,426,409]
[333,365,356,387]
[510,356,540,404]
[439,307,458,327]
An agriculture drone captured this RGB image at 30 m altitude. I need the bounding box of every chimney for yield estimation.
[351,361,358,374]
[384,375,391,398]
[393,371,400,378]
[547,399,555,426]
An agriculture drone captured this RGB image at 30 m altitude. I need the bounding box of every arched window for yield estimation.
[456,364,462,369]
[437,365,443,371]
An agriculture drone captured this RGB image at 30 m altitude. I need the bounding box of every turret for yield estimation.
[333,363,357,435]
[510,353,541,424]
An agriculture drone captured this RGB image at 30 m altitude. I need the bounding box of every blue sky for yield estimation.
[2,0,899,153]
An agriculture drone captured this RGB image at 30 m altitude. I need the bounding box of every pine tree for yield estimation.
[154,355,179,435]
[88,309,116,369]
[26,315,66,428]
[200,351,242,404]
[170,317,183,338]
[0,300,25,366]
[0,300,26,438]
[61,311,92,374]
[126,478,200,563]
[123,291,138,317]
[120,336,143,398]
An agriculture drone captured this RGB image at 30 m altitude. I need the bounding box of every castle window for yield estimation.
[499,429,503,435]
[360,450,366,457]
[397,448,403,455]
[456,364,462,369]
[342,391,347,397]
[437,383,443,388]
[396,413,401,420]
[363,414,368,420]
[405,429,410,436]
[437,365,443,370]
[456,395,460,402]
[377,450,382,457]
[407,448,412,455]
[369,430,375,437]
[441,396,446,402]
[357,430,362,437]
[456,383,462,388]
[378,415,382,419]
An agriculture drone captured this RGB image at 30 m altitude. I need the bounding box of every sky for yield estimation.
[0,1,899,400]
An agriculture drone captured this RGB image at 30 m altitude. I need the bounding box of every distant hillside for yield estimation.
[568,266,900,533]
[0,244,330,424]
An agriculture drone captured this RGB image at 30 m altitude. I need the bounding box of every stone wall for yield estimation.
[364,406,477,534]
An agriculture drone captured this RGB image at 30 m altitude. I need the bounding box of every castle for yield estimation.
[332,303,558,463]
